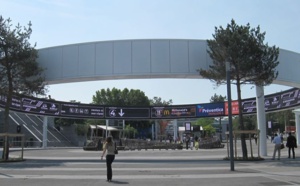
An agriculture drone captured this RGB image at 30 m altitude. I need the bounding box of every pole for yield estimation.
[106,120,108,137]
[42,116,48,149]
[226,62,234,171]
[123,120,125,138]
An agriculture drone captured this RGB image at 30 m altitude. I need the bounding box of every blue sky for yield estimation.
[1,0,299,104]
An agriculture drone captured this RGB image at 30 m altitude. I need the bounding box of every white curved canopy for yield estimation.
[37,39,300,88]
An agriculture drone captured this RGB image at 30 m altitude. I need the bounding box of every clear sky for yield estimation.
[1,0,299,104]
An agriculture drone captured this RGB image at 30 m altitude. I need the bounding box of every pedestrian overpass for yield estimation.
[35,39,300,155]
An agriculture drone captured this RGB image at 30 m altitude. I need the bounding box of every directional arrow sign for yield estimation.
[118,109,125,117]
[105,107,150,119]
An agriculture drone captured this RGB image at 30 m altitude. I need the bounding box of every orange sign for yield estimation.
[225,101,239,115]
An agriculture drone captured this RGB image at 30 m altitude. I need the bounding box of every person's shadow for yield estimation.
[110,180,129,184]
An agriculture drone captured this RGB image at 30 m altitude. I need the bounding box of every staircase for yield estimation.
[0,110,75,147]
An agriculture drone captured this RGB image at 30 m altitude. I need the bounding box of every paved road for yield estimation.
[1,141,300,186]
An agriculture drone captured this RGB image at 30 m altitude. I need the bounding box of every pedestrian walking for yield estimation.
[101,136,116,182]
[272,133,282,160]
[286,132,297,159]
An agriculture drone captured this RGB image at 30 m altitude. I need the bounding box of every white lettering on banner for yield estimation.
[171,109,188,112]
[201,108,223,113]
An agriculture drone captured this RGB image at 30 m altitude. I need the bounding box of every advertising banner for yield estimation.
[242,99,256,113]
[151,106,196,119]
[280,89,300,108]
[196,103,224,117]
[225,100,239,115]
[0,95,21,111]
[22,97,59,115]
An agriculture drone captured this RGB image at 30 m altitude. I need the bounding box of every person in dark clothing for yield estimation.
[101,137,116,182]
[185,135,190,150]
[286,132,297,159]
[271,133,274,143]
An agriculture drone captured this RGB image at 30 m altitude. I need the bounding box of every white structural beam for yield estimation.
[173,120,178,142]
[42,116,48,149]
[256,85,267,156]
[292,109,300,145]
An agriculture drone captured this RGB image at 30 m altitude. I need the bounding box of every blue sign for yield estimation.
[196,103,224,117]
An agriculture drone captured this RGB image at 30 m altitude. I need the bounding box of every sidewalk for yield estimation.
[1,142,300,186]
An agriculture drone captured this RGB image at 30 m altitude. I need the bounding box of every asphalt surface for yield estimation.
[0,140,300,186]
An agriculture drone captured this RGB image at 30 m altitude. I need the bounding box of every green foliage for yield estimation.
[0,16,46,160]
[124,124,138,138]
[149,96,173,106]
[74,123,89,136]
[203,125,216,136]
[193,118,216,137]
[199,19,279,87]
[85,119,105,126]
[92,88,152,133]
[198,19,280,159]
[54,117,86,127]
[210,94,226,133]
[210,94,227,103]
[54,100,86,127]
[232,117,240,131]
[232,115,257,130]
[92,87,150,106]
[0,16,46,134]
[193,118,214,126]
[266,109,294,133]
[0,16,46,96]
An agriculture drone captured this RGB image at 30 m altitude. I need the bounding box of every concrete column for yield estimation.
[42,116,48,149]
[293,110,300,145]
[173,120,178,142]
[256,85,267,156]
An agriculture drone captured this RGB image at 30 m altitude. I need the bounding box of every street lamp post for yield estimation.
[226,62,235,171]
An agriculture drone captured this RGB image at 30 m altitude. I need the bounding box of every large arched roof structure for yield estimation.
[31,41,300,153]
[36,39,300,88]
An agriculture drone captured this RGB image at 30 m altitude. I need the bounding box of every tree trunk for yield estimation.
[237,81,248,159]
[3,96,11,161]
[2,65,13,161]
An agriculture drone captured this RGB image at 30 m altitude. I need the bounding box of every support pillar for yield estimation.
[173,120,178,142]
[42,116,48,149]
[123,120,125,138]
[292,110,300,145]
[256,85,267,156]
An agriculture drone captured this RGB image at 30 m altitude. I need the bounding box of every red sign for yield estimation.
[225,101,239,115]
[286,126,296,132]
